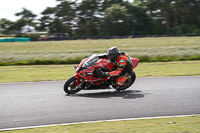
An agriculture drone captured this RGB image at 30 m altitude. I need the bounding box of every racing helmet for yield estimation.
[107,46,120,62]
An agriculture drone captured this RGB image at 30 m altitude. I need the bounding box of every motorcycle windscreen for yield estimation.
[82,54,99,68]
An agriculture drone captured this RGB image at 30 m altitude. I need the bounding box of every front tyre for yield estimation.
[64,76,82,94]
[113,71,136,91]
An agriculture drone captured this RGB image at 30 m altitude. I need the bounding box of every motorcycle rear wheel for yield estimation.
[113,71,136,91]
[64,76,82,94]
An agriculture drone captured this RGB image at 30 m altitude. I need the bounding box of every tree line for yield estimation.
[0,0,200,36]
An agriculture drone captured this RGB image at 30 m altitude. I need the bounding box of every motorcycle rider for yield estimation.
[98,46,134,87]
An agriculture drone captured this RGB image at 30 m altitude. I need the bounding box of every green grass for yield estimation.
[0,60,200,83]
[2,115,200,133]
[0,37,200,65]
[135,60,200,77]
[0,65,74,83]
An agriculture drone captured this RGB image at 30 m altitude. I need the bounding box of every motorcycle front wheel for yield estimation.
[113,71,136,91]
[64,76,82,94]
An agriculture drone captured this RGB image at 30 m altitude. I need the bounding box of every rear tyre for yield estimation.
[64,76,82,94]
[113,71,136,91]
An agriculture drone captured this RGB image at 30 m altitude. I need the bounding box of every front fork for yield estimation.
[74,74,82,87]
[74,74,89,90]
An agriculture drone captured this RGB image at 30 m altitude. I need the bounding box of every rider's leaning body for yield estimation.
[98,47,133,86]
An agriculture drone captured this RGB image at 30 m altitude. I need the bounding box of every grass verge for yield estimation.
[0,60,200,83]
[0,37,200,65]
[1,115,200,133]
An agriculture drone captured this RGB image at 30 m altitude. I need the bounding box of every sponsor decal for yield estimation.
[119,59,124,63]
[107,60,111,63]
[87,72,93,75]
[117,82,123,85]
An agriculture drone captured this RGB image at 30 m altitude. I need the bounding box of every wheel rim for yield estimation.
[67,79,82,93]
[68,80,77,92]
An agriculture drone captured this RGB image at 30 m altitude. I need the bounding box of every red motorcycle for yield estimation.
[64,54,139,94]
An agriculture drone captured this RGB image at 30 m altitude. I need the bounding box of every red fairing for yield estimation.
[130,58,140,68]
[96,58,115,71]
[74,74,81,86]
[76,58,87,72]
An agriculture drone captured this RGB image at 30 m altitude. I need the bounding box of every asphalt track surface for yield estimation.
[0,76,200,129]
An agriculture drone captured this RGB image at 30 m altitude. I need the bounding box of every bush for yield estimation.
[171,24,200,35]
[15,34,41,38]
[0,35,15,38]
[0,58,83,66]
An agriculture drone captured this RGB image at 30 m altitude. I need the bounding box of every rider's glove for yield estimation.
[101,71,110,78]
[98,70,109,78]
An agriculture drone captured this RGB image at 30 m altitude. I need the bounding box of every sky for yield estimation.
[0,0,60,21]
[0,0,134,21]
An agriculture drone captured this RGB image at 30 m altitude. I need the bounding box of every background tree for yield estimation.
[75,0,103,36]
[0,8,37,34]
[1,0,199,36]
[15,8,37,20]
[126,3,155,35]
[39,1,76,35]
[15,7,37,27]
[139,0,173,35]
[0,18,15,34]
[102,4,130,35]
[39,7,57,32]
[135,0,200,35]
[55,0,76,35]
